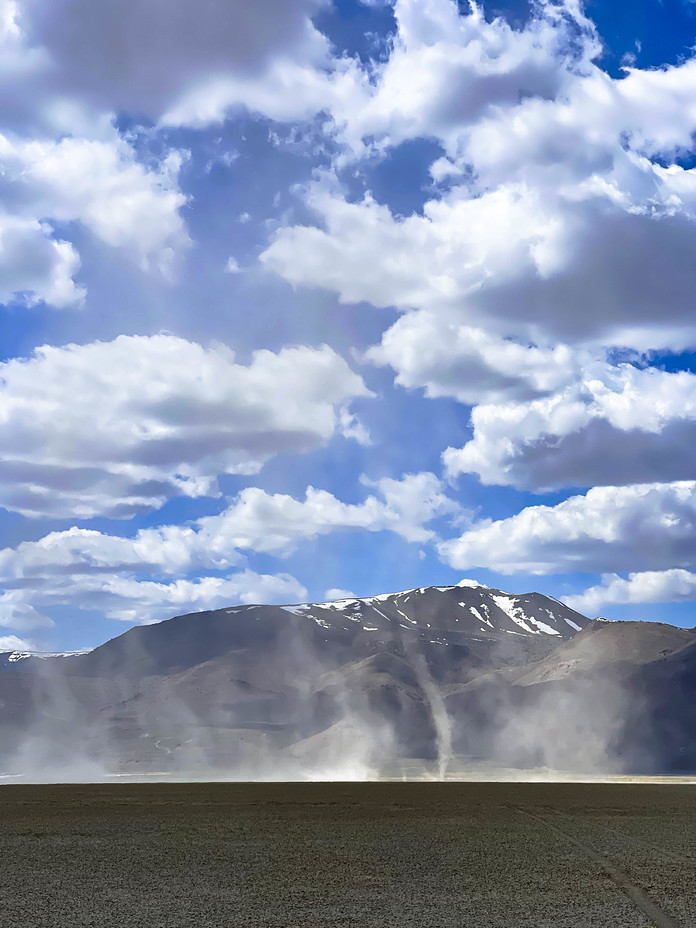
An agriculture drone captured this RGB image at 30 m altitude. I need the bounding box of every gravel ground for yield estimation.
[0,781,695,927]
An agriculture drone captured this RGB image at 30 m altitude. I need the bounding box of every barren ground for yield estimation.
[1,781,695,927]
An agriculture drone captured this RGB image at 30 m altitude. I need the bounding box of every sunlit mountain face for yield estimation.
[2,0,696,662]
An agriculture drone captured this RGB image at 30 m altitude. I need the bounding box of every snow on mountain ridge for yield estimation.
[274,583,588,639]
[8,650,91,661]
[0,585,587,672]
[490,594,561,636]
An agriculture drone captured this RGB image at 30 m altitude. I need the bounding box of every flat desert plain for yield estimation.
[1,781,695,927]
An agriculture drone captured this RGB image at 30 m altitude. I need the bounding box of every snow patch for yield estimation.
[491,594,560,636]
[395,605,417,625]
[319,599,359,612]
[470,606,493,628]
[281,605,310,616]
[6,650,91,662]
[526,616,562,636]
[367,591,403,602]
[370,606,392,625]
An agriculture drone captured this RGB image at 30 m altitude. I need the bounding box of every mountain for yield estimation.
[443,617,696,774]
[58,582,586,679]
[0,583,693,779]
[511,618,696,686]
[0,650,90,673]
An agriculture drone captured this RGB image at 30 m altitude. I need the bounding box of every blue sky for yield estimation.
[2,0,696,650]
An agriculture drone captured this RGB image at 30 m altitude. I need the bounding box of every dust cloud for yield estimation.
[0,624,676,783]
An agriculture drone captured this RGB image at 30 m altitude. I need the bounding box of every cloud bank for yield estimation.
[0,472,456,629]
[3,0,696,640]
[0,334,370,518]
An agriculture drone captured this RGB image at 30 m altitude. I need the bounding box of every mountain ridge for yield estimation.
[0,582,694,779]
[1,581,587,664]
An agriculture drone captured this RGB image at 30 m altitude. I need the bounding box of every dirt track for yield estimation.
[1,781,695,927]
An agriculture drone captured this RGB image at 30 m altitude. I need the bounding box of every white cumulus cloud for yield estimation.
[14,0,331,123]
[566,569,696,614]
[0,634,37,652]
[0,570,309,629]
[97,572,309,624]
[208,471,456,554]
[0,213,84,308]
[439,481,696,575]
[444,362,696,490]
[261,2,696,354]
[0,472,456,629]
[324,588,356,601]
[263,160,696,351]
[330,0,598,159]
[366,309,581,405]
[0,131,189,292]
[0,334,371,518]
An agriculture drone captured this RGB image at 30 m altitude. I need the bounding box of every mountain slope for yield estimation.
[58,582,589,681]
[4,583,694,778]
[0,582,591,775]
[513,619,696,686]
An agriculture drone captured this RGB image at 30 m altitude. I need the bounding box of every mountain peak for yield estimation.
[265,582,588,650]
[2,584,695,778]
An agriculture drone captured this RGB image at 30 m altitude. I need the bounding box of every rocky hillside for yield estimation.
[0,583,693,778]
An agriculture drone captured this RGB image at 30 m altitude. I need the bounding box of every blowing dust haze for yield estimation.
[1,583,693,784]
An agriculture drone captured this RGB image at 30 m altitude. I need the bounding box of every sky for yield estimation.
[2,0,696,650]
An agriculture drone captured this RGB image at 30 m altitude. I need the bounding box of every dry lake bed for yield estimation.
[1,780,695,927]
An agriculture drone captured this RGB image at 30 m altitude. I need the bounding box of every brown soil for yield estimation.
[1,781,695,927]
